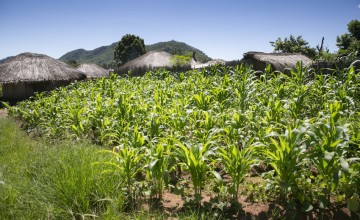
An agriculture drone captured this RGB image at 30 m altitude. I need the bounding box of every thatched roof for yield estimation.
[241,52,312,72]
[194,59,226,69]
[119,51,173,71]
[76,63,109,79]
[0,52,86,83]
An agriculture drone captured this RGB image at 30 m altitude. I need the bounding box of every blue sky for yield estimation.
[1,0,359,61]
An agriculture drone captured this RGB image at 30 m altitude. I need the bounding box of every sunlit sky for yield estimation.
[1,0,360,61]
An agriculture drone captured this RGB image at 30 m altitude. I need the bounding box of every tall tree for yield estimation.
[270,35,316,58]
[336,34,353,51]
[336,20,360,55]
[347,19,360,40]
[114,34,146,67]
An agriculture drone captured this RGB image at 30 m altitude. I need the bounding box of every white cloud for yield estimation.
[358,4,360,9]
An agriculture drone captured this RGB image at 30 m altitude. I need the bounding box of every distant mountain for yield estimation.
[59,40,212,67]
[59,43,118,68]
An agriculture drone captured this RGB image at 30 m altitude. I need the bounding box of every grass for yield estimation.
[0,117,120,219]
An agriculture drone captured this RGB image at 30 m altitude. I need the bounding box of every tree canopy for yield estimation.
[170,52,192,67]
[114,34,146,67]
[336,20,360,56]
[270,35,316,58]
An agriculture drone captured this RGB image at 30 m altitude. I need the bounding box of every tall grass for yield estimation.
[0,117,122,219]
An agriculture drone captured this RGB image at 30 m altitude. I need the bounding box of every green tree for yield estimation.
[336,20,360,55]
[170,51,193,68]
[348,20,360,40]
[336,34,353,51]
[66,60,79,68]
[114,34,146,67]
[170,54,191,67]
[270,35,317,58]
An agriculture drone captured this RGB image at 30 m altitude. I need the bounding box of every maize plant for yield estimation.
[217,143,254,200]
[256,125,308,202]
[307,102,352,204]
[174,139,215,197]
[145,141,174,200]
[6,65,359,210]
[95,145,145,208]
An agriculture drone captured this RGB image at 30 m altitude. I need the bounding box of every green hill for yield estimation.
[59,40,211,68]
[59,43,117,68]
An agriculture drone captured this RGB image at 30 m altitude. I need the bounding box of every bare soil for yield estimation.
[0,109,8,117]
[142,173,355,220]
[157,191,354,219]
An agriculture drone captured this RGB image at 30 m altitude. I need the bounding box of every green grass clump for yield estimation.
[0,117,123,219]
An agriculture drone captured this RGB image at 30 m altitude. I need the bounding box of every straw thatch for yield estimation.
[194,59,226,69]
[0,52,86,83]
[0,52,86,100]
[119,51,173,72]
[240,52,312,73]
[76,63,109,79]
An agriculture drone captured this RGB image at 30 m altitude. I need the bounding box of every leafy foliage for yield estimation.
[270,35,317,58]
[114,34,146,67]
[170,54,191,67]
[336,19,360,56]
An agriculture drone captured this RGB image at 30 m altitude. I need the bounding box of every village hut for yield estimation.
[76,63,109,79]
[240,52,312,73]
[118,51,173,74]
[194,59,226,69]
[0,52,86,101]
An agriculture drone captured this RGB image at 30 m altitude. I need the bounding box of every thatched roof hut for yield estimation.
[240,52,312,73]
[194,59,226,69]
[0,52,86,101]
[76,63,109,79]
[119,51,173,73]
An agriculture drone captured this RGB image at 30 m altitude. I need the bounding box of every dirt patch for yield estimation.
[163,191,184,212]
[0,109,8,117]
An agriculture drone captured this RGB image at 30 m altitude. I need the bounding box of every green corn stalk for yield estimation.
[286,83,309,120]
[148,115,162,139]
[256,125,308,203]
[200,111,217,132]
[173,139,215,198]
[261,95,286,126]
[127,125,146,148]
[234,67,256,113]
[145,142,174,200]
[217,143,254,200]
[95,145,145,208]
[193,92,211,111]
[211,87,231,110]
[69,107,85,138]
[307,101,351,205]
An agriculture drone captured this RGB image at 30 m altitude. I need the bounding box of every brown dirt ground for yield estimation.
[148,174,354,220]
[158,191,353,220]
[0,109,8,117]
